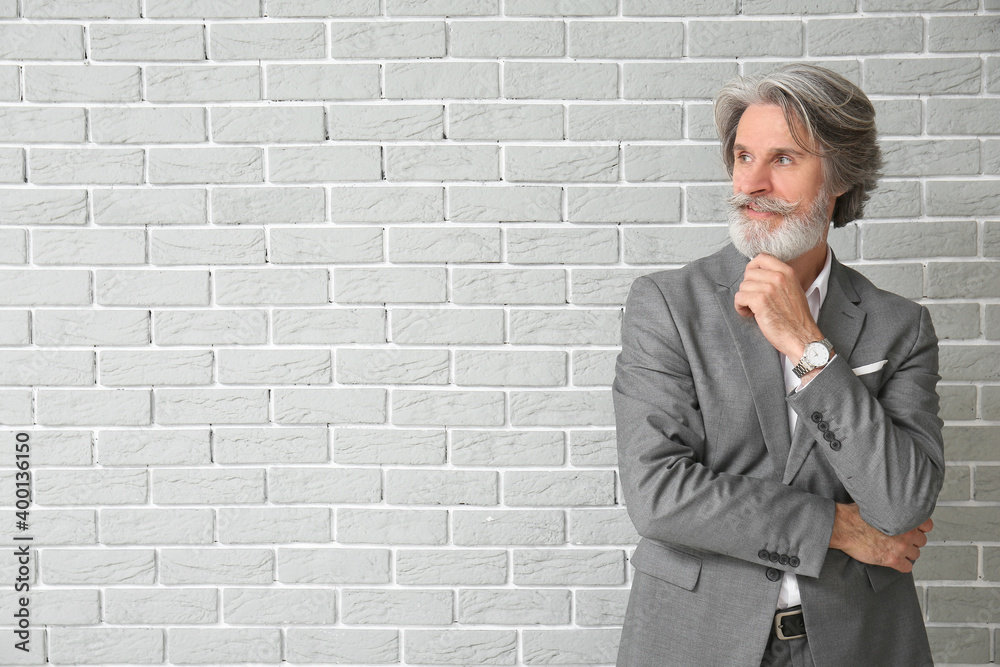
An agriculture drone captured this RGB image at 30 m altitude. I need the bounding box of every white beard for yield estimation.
[727,190,831,262]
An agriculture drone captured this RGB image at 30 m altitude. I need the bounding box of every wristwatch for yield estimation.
[792,338,834,378]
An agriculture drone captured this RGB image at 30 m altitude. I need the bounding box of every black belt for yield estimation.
[773,606,806,640]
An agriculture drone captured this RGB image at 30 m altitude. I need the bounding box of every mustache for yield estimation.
[727,192,799,216]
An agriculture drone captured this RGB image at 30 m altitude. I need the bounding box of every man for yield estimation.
[614,64,943,667]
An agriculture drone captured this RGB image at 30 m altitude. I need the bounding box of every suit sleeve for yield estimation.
[787,304,944,536]
[614,276,836,578]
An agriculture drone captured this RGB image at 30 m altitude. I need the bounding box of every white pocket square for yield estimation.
[852,360,887,376]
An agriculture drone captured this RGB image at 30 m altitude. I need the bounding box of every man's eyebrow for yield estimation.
[732,143,807,156]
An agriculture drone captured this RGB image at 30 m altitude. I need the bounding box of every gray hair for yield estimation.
[714,64,882,228]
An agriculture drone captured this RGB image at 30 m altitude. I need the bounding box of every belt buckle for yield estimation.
[774,608,806,641]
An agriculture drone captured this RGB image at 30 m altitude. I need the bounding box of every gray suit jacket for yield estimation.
[614,244,944,667]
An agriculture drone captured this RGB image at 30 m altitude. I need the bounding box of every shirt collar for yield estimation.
[805,245,833,317]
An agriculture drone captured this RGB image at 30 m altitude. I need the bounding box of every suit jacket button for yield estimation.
[766,567,781,582]
[779,555,789,565]
[823,431,837,442]
[758,549,770,560]
[811,412,823,423]
[769,552,779,563]
[789,556,800,567]
[829,440,842,451]
[817,421,829,432]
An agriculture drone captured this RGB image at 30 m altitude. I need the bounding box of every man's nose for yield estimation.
[736,163,770,197]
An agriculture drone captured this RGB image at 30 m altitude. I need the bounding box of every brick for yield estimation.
[0,65,15,101]
[0,430,91,467]
[881,140,980,177]
[39,311,146,349]
[913,545,977,581]
[398,550,507,585]
[940,465,971,502]
[97,269,209,306]
[335,267,444,303]
[507,227,618,264]
[452,268,565,305]
[273,308,385,344]
[42,549,154,584]
[25,65,140,102]
[330,186,442,222]
[211,22,324,59]
[928,99,1000,135]
[454,509,565,545]
[459,589,569,624]
[625,62,738,99]
[988,140,1000,175]
[944,425,1000,461]
[570,509,639,544]
[569,103,681,141]
[23,0,138,16]
[511,390,615,427]
[506,62,616,100]
[570,269,646,306]
[106,588,217,624]
[266,64,379,100]
[152,228,264,265]
[928,586,1000,622]
[48,629,161,665]
[510,309,620,345]
[452,20,563,57]
[404,630,516,665]
[569,431,617,467]
[146,65,260,102]
[330,20,444,57]
[154,310,266,346]
[386,62,499,99]
[507,146,618,182]
[453,430,563,466]
[931,506,1000,542]
[100,508,213,545]
[506,470,615,506]
[273,388,386,424]
[930,16,1000,52]
[286,629,398,664]
[862,220,976,259]
[224,588,336,624]
[988,304,1000,339]
[449,185,561,222]
[387,145,499,181]
[929,263,1000,298]
[0,310,28,344]
[569,21,681,58]
[168,629,280,664]
[392,390,505,426]
[268,467,381,503]
[342,590,453,625]
[985,387,1000,421]
[391,308,504,344]
[850,262,923,300]
[925,303,979,341]
[569,185,681,222]
[153,468,265,503]
[937,384,976,421]
[0,589,98,624]
[337,348,449,385]
[0,149,23,185]
[0,391,31,425]
[514,549,623,584]
[387,470,497,505]
[160,548,272,584]
[523,629,620,664]
[625,226,735,264]
[328,104,442,139]
[691,20,801,57]
[93,188,206,225]
[30,148,142,185]
[335,428,446,465]
[0,350,93,385]
[625,144,728,181]
[455,350,566,386]
[0,24,83,59]
[929,627,990,666]
[864,180,921,219]
[218,349,331,384]
[90,23,204,60]
[624,0,736,14]
[279,548,390,583]
[572,350,617,387]
[269,146,381,182]
[864,0,974,7]
[216,428,328,464]
[873,99,922,136]
[337,508,447,545]
[507,0,614,13]
[686,102,717,141]
[388,227,500,263]
[212,106,325,142]
[975,466,1000,501]
[147,0,260,16]
[449,103,563,140]
[745,0,854,11]
[219,508,330,544]
[0,509,94,544]
[576,589,629,626]
[269,0,378,14]
[33,229,145,265]
[212,187,325,225]
[987,223,1000,257]
[149,147,262,184]
[37,389,150,426]
[387,0,497,14]
[809,17,922,55]
[98,429,209,466]
[865,58,981,95]
[991,56,1000,93]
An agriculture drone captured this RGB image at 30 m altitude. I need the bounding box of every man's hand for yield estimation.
[734,253,823,361]
[829,503,932,573]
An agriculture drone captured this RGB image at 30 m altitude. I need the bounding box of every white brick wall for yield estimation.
[0,2,996,665]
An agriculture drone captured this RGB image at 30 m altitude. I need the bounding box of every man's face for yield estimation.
[727,104,836,262]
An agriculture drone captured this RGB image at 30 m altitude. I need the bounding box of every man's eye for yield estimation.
[737,154,751,163]
[776,156,792,165]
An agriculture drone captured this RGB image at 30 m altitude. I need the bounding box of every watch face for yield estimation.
[804,342,830,366]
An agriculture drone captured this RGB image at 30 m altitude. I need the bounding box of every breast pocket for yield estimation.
[629,539,703,591]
